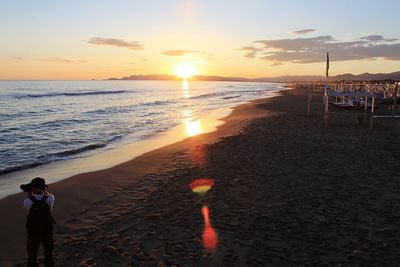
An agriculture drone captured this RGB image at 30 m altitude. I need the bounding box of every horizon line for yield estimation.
[1,70,399,82]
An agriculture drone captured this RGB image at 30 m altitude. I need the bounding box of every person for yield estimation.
[22,177,55,267]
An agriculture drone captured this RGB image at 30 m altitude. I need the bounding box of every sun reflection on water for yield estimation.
[181,80,202,136]
[182,79,190,98]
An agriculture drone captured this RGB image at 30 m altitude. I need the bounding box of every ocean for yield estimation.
[0,80,283,196]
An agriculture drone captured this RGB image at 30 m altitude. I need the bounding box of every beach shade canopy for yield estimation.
[189,178,215,195]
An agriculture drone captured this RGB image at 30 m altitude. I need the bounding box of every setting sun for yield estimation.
[174,63,198,79]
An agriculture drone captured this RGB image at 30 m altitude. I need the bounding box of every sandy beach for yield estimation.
[1,85,400,266]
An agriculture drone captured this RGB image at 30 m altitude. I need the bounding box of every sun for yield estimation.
[174,63,198,79]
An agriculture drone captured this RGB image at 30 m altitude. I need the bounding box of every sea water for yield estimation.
[0,80,283,196]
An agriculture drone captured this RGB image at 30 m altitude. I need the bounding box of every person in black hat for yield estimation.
[22,177,55,267]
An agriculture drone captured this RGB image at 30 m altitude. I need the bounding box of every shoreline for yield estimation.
[0,106,230,199]
[0,80,285,197]
[0,88,283,199]
[0,87,284,265]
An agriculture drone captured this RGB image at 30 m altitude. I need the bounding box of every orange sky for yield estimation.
[1,0,399,80]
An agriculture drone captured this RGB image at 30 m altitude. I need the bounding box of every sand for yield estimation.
[1,85,400,266]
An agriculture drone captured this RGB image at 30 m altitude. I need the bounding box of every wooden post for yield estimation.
[393,83,398,118]
[324,90,329,114]
[341,82,344,103]
[307,86,311,116]
[371,97,375,114]
[383,83,386,98]
[335,84,338,103]
[364,95,368,110]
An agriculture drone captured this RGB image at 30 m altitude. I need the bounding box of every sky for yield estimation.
[0,0,399,80]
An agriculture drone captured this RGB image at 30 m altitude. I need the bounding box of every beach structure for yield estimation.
[321,53,399,117]
[322,52,375,112]
[324,81,400,117]
[372,81,400,118]
[326,82,377,111]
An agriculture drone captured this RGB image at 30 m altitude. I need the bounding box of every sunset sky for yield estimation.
[1,0,399,80]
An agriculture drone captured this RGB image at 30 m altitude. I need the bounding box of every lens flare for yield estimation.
[189,178,215,195]
[202,206,218,253]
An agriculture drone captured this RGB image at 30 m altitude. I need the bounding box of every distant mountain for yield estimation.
[107,71,400,83]
[332,71,400,81]
[108,74,178,81]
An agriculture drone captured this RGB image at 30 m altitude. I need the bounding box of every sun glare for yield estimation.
[175,63,198,79]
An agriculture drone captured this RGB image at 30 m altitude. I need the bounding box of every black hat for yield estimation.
[30,177,47,189]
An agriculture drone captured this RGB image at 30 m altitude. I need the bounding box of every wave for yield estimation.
[46,142,107,158]
[188,89,268,100]
[0,162,42,175]
[0,142,108,175]
[189,92,231,100]
[17,90,129,98]
[40,118,90,127]
[222,95,241,100]
[84,99,174,115]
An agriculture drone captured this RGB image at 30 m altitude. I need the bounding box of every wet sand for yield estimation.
[2,86,400,266]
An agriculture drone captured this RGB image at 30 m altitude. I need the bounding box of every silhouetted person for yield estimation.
[22,177,55,267]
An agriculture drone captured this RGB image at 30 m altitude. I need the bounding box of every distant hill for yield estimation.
[107,71,400,83]
[332,71,400,81]
[108,74,178,81]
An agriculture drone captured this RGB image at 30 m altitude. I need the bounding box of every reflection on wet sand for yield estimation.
[185,120,202,136]
[189,178,218,253]
[182,109,202,137]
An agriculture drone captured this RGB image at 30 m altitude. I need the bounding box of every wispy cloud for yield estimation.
[88,37,144,50]
[12,56,85,64]
[238,35,400,66]
[40,57,86,64]
[124,68,143,71]
[360,35,398,42]
[161,50,212,56]
[236,46,263,58]
[290,29,316,35]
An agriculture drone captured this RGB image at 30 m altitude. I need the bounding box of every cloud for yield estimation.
[238,35,400,65]
[88,37,144,50]
[124,68,143,71]
[161,50,212,56]
[40,57,86,64]
[236,46,263,59]
[269,62,283,66]
[361,35,385,42]
[290,29,316,35]
[361,35,398,42]
[12,57,24,60]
